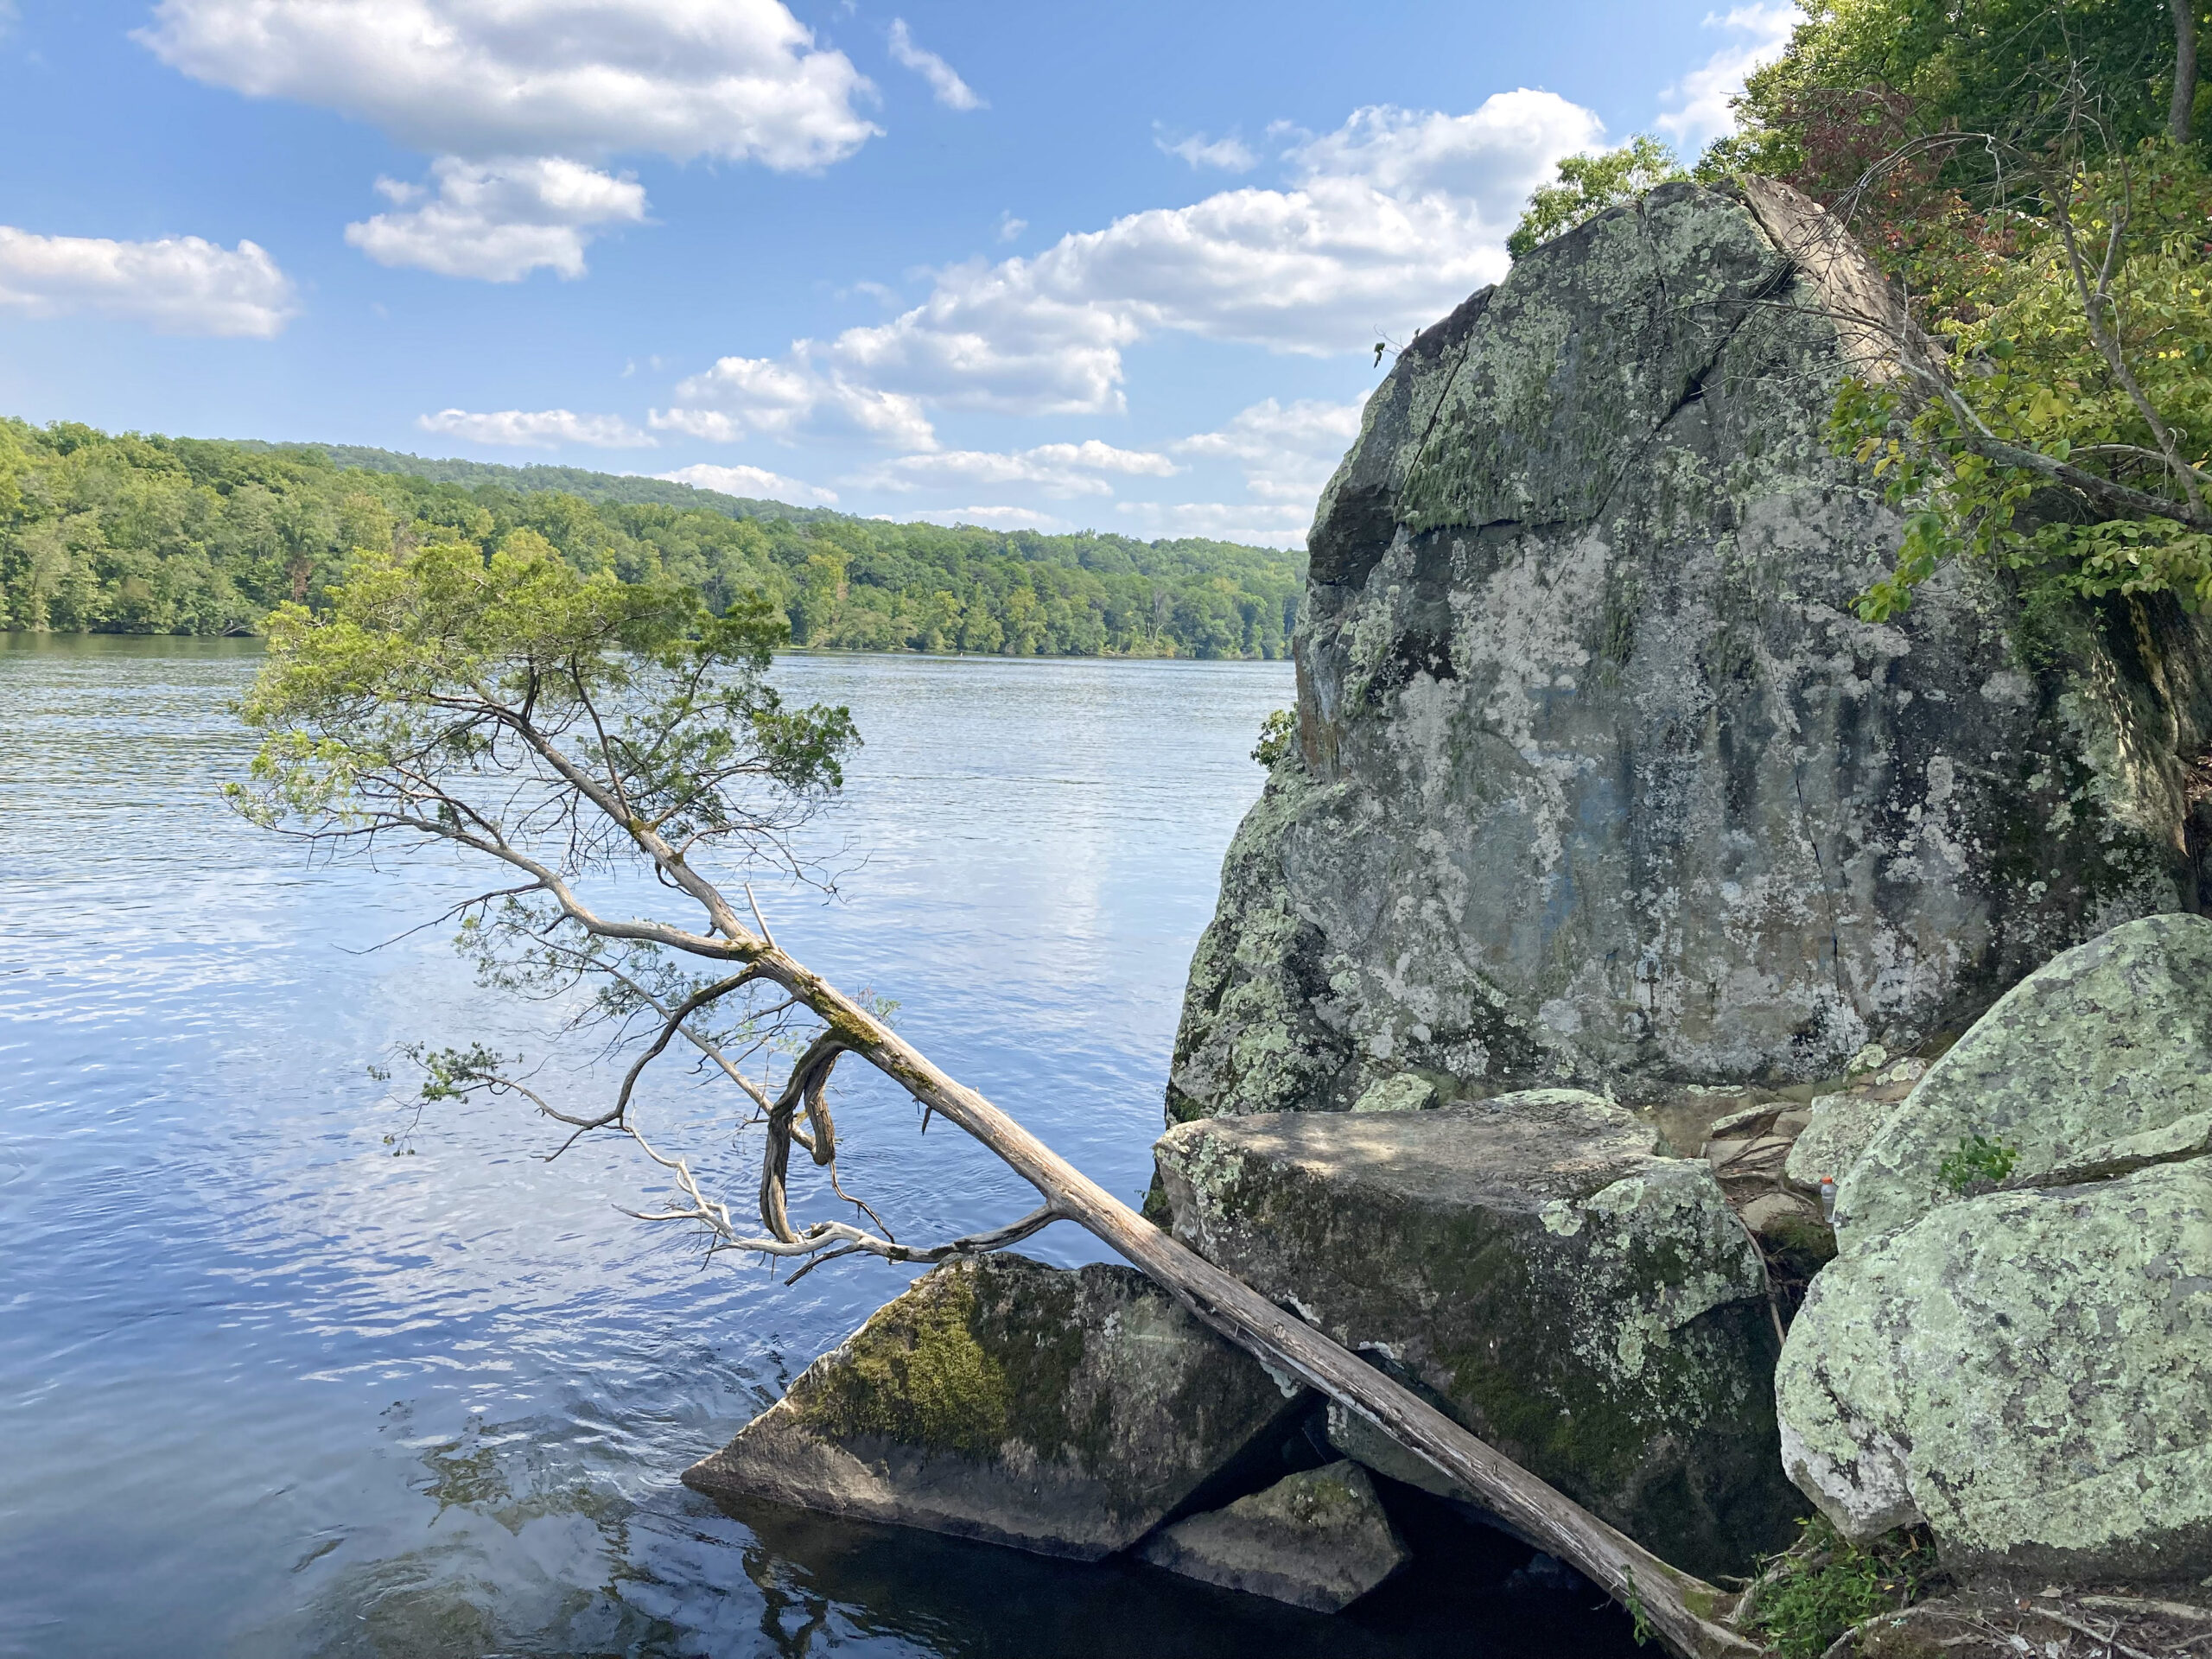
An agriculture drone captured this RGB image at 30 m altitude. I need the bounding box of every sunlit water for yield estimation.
[0,638,1636,1659]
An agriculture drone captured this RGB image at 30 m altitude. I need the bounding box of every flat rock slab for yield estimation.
[1135,1459,1410,1612]
[1779,1161,2212,1580]
[683,1252,1304,1560]
[1836,914,2212,1252]
[1154,1090,1805,1579]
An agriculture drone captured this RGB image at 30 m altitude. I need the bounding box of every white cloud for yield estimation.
[996,212,1027,243]
[1175,396,1366,502]
[656,461,838,505]
[138,0,878,168]
[899,505,1070,531]
[418,407,654,448]
[653,352,938,449]
[887,19,982,111]
[0,226,296,336]
[1112,499,1314,549]
[850,440,1178,498]
[1157,128,1258,172]
[1656,5,1802,152]
[346,156,647,281]
[679,91,1600,421]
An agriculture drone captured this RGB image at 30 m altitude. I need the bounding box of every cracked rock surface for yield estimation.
[1167,179,2212,1121]
[1152,1091,1806,1578]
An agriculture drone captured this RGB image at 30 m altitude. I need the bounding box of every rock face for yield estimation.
[1153,1090,1805,1578]
[1777,1162,2212,1580]
[683,1253,1304,1560]
[1168,178,2212,1120]
[1135,1460,1411,1611]
[1778,915,2212,1579]
[1834,913,2212,1252]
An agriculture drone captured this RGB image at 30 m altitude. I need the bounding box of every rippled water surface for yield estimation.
[0,638,1637,1659]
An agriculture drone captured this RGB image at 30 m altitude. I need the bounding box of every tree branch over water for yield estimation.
[231,537,1758,1659]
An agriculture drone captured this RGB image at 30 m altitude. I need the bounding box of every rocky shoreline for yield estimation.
[683,180,2212,1651]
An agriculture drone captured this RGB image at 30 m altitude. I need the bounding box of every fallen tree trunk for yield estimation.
[234,559,1762,1659]
[776,956,1760,1659]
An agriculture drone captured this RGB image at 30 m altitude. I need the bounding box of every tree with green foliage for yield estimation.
[1675,3,2212,625]
[1507,136,1688,259]
[0,419,1305,658]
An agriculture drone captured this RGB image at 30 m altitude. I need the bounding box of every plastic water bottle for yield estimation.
[1819,1175,1838,1224]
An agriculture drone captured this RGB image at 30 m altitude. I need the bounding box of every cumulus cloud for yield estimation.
[1656,5,1802,152]
[137,0,878,168]
[656,461,837,505]
[1112,499,1314,549]
[887,19,982,111]
[346,156,647,280]
[1156,128,1257,171]
[849,440,1178,497]
[1175,396,1366,502]
[0,226,296,336]
[653,352,938,449]
[672,91,1600,422]
[898,505,1070,531]
[418,407,654,448]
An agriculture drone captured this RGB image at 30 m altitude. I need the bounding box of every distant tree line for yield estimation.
[0,420,1306,659]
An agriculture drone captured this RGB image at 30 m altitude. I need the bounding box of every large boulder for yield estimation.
[1152,1090,1805,1578]
[1834,913,2212,1252]
[1168,178,2212,1121]
[1777,1162,2212,1580]
[683,1253,1305,1560]
[1135,1460,1411,1611]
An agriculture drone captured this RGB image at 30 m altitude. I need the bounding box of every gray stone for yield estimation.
[1777,1161,2212,1581]
[1325,1399,1459,1501]
[1166,179,2211,1124]
[1784,1089,1906,1194]
[682,1253,1305,1560]
[1135,1460,1411,1611]
[1153,1090,1805,1578]
[1352,1073,1438,1113]
[1835,913,2212,1252]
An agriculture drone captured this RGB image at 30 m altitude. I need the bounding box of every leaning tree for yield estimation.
[232,537,1758,1659]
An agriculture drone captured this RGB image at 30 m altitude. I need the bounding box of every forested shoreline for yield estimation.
[0,420,1306,658]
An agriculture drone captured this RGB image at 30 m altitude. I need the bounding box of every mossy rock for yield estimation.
[683,1253,1306,1560]
[1779,1161,2212,1580]
[1154,1090,1808,1579]
[1835,914,2212,1253]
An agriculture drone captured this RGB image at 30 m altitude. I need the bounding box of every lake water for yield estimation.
[0,638,1637,1659]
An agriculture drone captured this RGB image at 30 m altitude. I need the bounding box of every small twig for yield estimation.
[744,882,779,951]
[2026,1605,2160,1659]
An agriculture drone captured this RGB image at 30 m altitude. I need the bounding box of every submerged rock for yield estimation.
[1834,913,2212,1253]
[1135,1459,1411,1611]
[1153,1090,1805,1578]
[1168,178,2212,1121]
[1777,1161,2212,1581]
[683,1253,1304,1560]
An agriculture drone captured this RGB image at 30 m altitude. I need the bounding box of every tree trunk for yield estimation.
[2173,0,2198,145]
[780,957,1761,1659]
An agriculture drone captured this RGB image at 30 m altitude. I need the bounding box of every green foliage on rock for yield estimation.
[1935,1131,2019,1193]
[1249,707,1296,766]
[0,418,1306,658]
[1745,1516,1941,1659]
[1507,136,1688,259]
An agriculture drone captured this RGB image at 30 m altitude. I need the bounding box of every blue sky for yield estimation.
[0,0,1797,543]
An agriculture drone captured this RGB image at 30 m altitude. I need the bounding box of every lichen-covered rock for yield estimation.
[1135,1460,1410,1611]
[1168,179,2212,1122]
[682,1253,1305,1560]
[1784,1073,1920,1195]
[1777,1162,2212,1581]
[1834,914,2212,1252]
[1153,1091,1805,1577]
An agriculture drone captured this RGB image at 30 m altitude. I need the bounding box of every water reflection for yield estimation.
[0,638,1635,1658]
